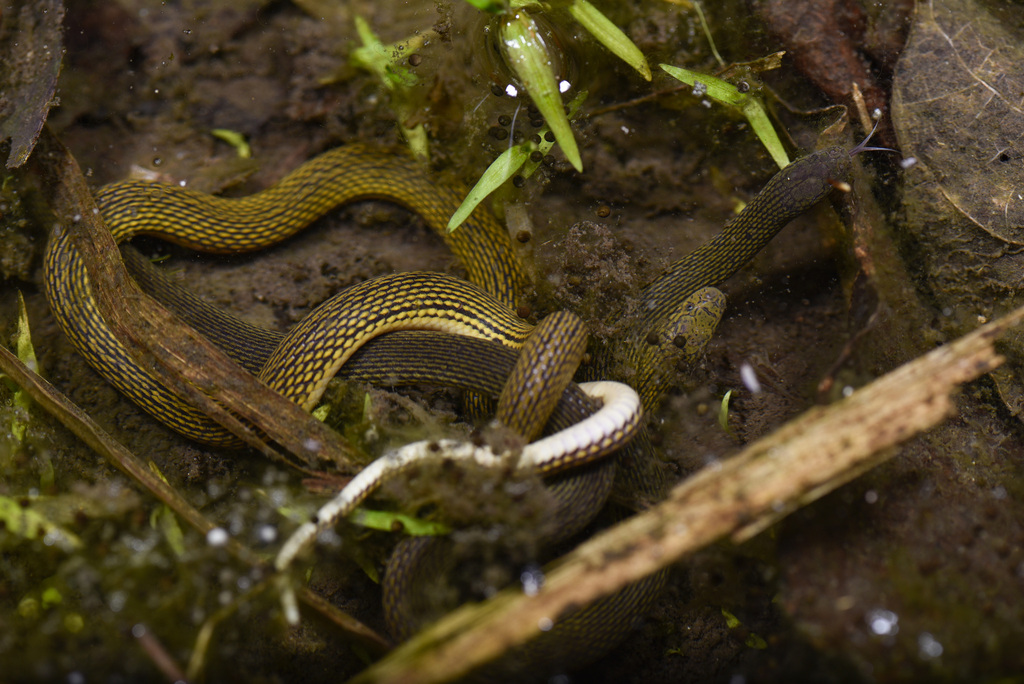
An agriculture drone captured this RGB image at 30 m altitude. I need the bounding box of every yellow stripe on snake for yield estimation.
[43,141,853,674]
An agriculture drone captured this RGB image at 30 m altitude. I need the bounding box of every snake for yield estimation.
[43,138,856,672]
[44,145,533,447]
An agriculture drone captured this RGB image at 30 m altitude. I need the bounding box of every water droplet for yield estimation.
[520,565,544,596]
[206,527,228,547]
[866,608,898,636]
[739,363,761,394]
[918,632,943,658]
[108,591,127,612]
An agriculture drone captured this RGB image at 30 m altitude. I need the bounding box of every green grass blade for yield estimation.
[660,63,790,168]
[8,291,39,444]
[718,389,735,437]
[210,129,252,158]
[568,0,650,80]
[448,144,530,232]
[660,63,743,104]
[740,97,789,169]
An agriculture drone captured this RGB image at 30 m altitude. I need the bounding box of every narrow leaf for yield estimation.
[9,291,38,444]
[210,129,252,159]
[718,389,734,436]
[568,0,650,80]
[740,98,789,169]
[660,63,790,168]
[448,144,530,232]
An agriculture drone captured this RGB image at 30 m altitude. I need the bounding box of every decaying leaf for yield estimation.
[0,0,64,168]
[892,0,1024,417]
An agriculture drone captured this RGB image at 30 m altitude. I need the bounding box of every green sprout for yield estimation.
[721,607,768,649]
[210,129,252,158]
[149,462,187,558]
[462,0,650,179]
[350,16,433,159]
[718,389,735,437]
[499,9,582,172]
[660,60,790,169]
[1,292,39,448]
[449,90,586,232]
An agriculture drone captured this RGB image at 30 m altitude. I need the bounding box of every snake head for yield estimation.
[634,286,727,409]
[659,287,728,364]
[776,147,854,210]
